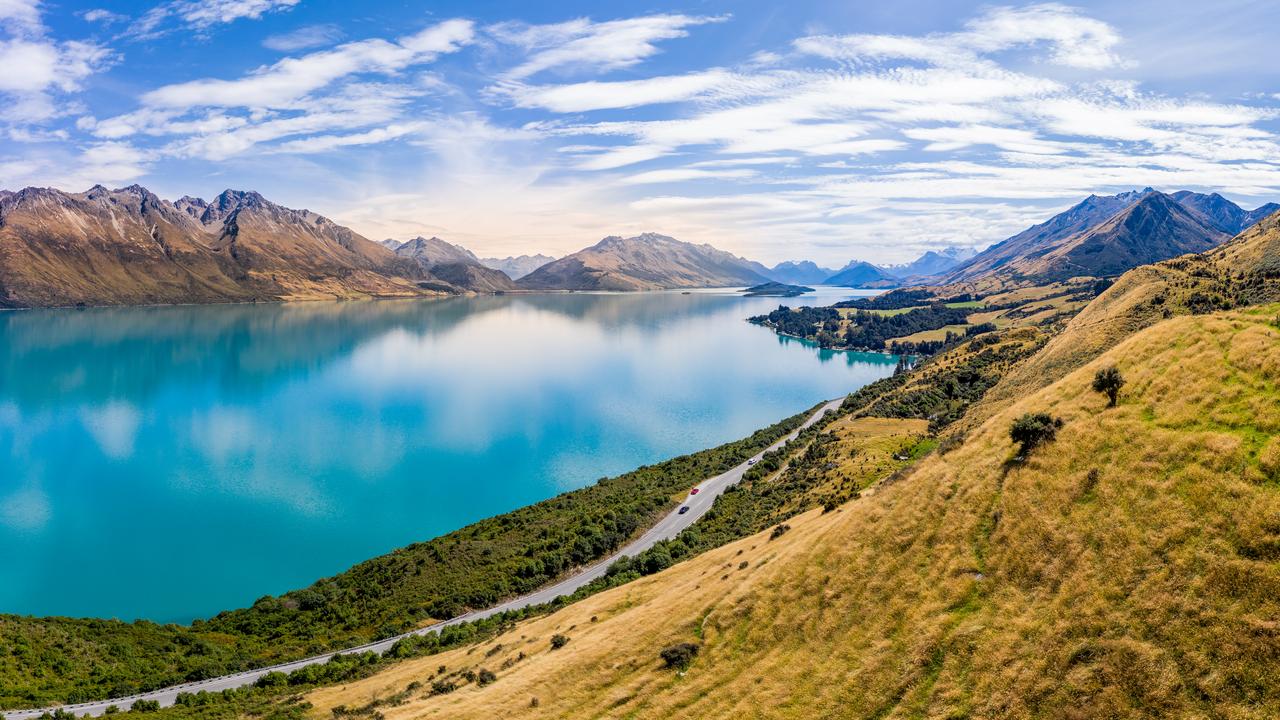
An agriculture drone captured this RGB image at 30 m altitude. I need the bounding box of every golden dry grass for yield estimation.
[305,306,1280,719]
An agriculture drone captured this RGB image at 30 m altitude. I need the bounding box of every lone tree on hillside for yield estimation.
[1010,413,1063,457]
[660,642,701,670]
[1092,366,1126,407]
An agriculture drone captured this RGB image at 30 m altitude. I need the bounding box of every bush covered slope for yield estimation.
[306,306,1280,719]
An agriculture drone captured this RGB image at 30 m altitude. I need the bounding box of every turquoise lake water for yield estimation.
[0,288,895,623]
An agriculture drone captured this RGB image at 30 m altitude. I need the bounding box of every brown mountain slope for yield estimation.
[516,233,768,291]
[426,262,517,293]
[961,208,1280,433]
[308,307,1280,719]
[0,185,253,307]
[944,190,1232,286]
[1014,191,1229,279]
[394,236,517,292]
[0,185,436,307]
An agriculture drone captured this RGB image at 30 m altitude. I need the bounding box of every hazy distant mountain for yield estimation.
[394,236,481,266]
[882,247,977,279]
[764,260,839,285]
[516,233,769,291]
[943,189,1238,284]
[393,236,516,292]
[378,239,404,251]
[823,261,899,288]
[0,185,433,308]
[1244,203,1280,229]
[1168,190,1279,236]
[479,254,556,280]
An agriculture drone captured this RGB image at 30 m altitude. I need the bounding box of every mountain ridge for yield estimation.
[0,184,438,308]
[940,188,1275,285]
[516,233,769,291]
[479,254,556,280]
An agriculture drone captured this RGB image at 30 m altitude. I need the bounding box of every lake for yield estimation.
[0,288,895,623]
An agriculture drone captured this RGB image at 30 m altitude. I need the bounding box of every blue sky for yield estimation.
[2,0,1279,264]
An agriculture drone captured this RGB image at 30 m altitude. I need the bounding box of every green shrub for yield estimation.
[477,669,497,687]
[550,634,569,650]
[1010,413,1063,456]
[131,700,160,712]
[659,642,700,670]
[1091,366,1125,407]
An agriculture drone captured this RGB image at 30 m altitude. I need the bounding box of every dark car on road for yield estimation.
[679,506,690,514]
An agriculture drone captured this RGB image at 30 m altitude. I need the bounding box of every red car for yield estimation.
[689,487,700,495]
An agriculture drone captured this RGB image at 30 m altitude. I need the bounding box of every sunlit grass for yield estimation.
[304,306,1280,719]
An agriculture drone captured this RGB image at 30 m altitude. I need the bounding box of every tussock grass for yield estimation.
[305,306,1280,719]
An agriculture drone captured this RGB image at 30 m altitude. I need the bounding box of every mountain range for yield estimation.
[480,254,557,280]
[0,185,437,308]
[942,188,1277,285]
[385,236,517,293]
[515,233,770,291]
[757,249,976,287]
[5,183,1276,307]
[882,247,978,279]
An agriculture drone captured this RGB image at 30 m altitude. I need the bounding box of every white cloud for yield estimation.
[80,8,127,24]
[128,0,300,38]
[0,1,112,124]
[263,23,344,52]
[498,70,731,112]
[794,3,1124,70]
[617,167,757,185]
[6,3,1280,266]
[0,0,40,33]
[270,121,430,154]
[962,3,1123,69]
[491,14,725,79]
[141,19,474,109]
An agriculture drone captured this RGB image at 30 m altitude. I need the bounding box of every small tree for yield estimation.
[660,642,700,670]
[1092,366,1125,407]
[550,634,569,650]
[1010,413,1062,456]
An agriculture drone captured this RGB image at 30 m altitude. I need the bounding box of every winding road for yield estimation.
[5,399,842,720]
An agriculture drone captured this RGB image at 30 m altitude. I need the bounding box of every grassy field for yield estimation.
[893,322,971,343]
[840,306,922,317]
[303,306,1280,719]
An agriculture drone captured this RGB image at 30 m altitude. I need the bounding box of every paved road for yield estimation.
[5,399,841,720]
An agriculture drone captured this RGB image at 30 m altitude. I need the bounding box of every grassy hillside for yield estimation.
[305,306,1280,719]
[965,210,1280,435]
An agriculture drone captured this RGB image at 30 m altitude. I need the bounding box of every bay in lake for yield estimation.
[0,288,895,622]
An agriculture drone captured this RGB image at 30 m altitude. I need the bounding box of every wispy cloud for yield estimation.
[3,2,1280,266]
[72,20,475,162]
[127,0,300,39]
[489,14,726,79]
[795,3,1124,70]
[141,19,474,109]
[263,23,344,52]
[0,0,112,124]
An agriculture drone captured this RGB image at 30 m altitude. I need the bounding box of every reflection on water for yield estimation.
[0,289,893,622]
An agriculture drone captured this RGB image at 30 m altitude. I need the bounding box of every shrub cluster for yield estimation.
[659,643,700,670]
